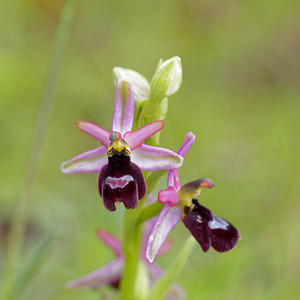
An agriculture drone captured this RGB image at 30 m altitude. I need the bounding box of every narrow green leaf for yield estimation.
[138,202,164,225]
[145,170,167,197]
[146,236,196,300]
[12,236,54,299]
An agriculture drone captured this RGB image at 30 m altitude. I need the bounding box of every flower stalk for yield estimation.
[120,206,143,300]
[120,170,164,300]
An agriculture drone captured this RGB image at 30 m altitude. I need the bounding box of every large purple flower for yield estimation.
[65,228,185,300]
[61,80,183,211]
[146,132,240,263]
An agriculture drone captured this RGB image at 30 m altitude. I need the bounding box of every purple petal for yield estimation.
[96,229,123,258]
[112,80,134,134]
[148,264,186,300]
[60,146,107,174]
[123,120,164,150]
[113,67,150,102]
[131,145,183,171]
[146,205,181,263]
[76,121,110,147]
[167,169,181,190]
[177,131,195,157]
[158,187,179,206]
[65,258,123,289]
[166,132,195,189]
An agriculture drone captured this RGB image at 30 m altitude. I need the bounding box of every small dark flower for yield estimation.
[182,196,240,253]
[146,133,240,263]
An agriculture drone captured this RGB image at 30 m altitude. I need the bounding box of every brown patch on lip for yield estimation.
[182,198,240,252]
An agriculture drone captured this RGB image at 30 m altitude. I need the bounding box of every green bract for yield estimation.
[145,56,182,118]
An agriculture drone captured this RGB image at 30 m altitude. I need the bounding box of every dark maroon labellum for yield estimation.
[98,150,146,211]
[182,198,240,252]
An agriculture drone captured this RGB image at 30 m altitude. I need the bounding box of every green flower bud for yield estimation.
[152,57,182,97]
[145,56,182,118]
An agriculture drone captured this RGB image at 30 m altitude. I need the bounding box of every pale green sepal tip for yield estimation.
[155,58,164,71]
[118,80,130,100]
[113,67,150,102]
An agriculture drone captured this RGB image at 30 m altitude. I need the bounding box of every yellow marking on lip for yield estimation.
[107,138,131,157]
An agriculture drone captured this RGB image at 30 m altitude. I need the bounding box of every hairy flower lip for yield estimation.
[182,198,240,253]
[98,152,146,212]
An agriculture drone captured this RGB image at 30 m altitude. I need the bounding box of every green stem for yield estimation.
[138,202,164,225]
[120,168,167,299]
[120,205,143,300]
[1,0,78,298]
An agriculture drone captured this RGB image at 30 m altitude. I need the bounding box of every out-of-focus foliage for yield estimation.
[0,0,299,299]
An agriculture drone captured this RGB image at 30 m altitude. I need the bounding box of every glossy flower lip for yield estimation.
[182,198,240,252]
[65,228,185,300]
[98,141,146,211]
[61,80,183,211]
[146,132,240,263]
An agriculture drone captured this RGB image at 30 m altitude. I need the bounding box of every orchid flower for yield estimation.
[66,228,185,300]
[61,80,183,211]
[146,132,240,263]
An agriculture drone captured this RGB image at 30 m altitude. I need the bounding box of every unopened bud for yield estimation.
[145,56,182,117]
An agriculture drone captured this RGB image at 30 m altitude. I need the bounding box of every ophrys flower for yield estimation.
[61,80,183,211]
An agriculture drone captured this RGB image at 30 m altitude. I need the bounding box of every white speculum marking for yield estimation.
[208,216,229,230]
[106,175,134,189]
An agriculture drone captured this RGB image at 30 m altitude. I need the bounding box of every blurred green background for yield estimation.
[1,0,300,299]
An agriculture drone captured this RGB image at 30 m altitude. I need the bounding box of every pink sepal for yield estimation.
[124,120,164,150]
[96,229,123,258]
[76,121,110,147]
[146,205,181,263]
[112,80,134,134]
[158,187,179,206]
